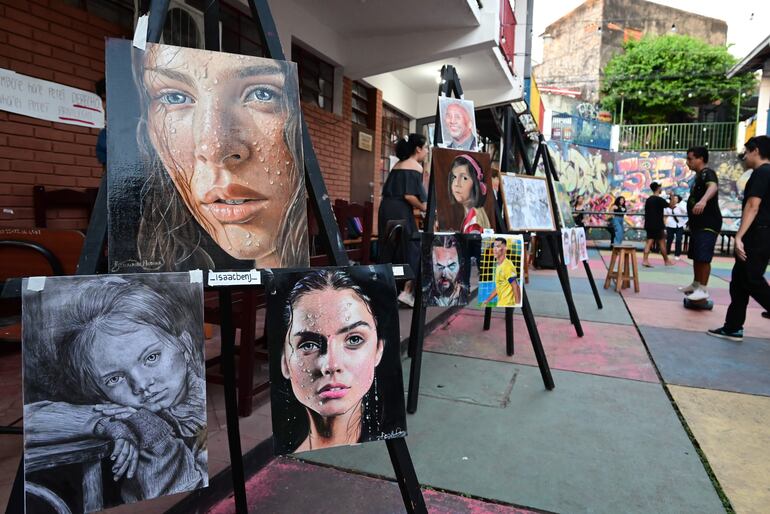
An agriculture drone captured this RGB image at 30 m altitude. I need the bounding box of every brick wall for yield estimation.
[0,0,128,229]
[301,77,353,203]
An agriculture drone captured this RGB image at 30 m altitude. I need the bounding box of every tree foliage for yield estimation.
[600,34,756,123]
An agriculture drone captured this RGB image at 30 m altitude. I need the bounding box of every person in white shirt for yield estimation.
[664,194,688,260]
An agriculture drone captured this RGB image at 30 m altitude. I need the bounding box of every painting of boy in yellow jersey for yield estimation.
[478,234,524,308]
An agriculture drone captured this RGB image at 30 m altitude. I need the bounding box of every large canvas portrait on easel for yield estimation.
[432,148,496,233]
[500,173,557,232]
[22,273,208,513]
[266,266,407,455]
[106,39,308,272]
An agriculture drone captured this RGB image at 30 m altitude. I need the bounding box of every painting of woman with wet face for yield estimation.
[432,148,496,233]
[21,273,207,513]
[266,266,407,454]
[106,39,307,272]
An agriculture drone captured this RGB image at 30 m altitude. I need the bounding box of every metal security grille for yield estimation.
[162,7,202,49]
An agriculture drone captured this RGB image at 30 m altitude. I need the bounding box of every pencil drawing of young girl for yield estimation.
[22,275,207,512]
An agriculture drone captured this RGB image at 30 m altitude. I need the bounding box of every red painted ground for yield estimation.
[424,312,659,383]
[208,458,537,514]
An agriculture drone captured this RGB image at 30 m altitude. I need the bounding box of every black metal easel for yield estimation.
[404,66,554,415]
[6,1,427,513]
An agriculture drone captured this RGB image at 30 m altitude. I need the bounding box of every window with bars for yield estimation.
[292,44,334,112]
[352,81,372,128]
[380,104,411,179]
[220,2,265,57]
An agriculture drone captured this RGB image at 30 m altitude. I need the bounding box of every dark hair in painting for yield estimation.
[56,278,203,404]
[130,45,307,270]
[395,133,427,161]
[277,269,385,452]
[495,237,507,246]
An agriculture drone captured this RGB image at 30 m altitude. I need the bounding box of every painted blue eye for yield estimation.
[160,92,192,105]
[245,87,275,103]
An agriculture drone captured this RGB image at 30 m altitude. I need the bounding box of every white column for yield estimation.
[756,60,770,136]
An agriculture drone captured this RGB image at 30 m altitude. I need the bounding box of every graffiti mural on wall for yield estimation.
[541,141,749,232]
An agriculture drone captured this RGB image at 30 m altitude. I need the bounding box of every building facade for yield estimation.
[534,0,727,104]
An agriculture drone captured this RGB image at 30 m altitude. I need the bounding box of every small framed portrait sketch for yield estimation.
[432,148,497,234]
[500,173,557,232]
[106,39,308,273]
[22,273,208,513]
[265,266,407,454]
[437,97,478,151]
[477,234,524,308]
[421,233,471,307]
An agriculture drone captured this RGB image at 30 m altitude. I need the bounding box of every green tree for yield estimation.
[600,34,756,124]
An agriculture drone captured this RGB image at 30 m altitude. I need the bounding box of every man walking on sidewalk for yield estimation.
[642,182,673,267]
[709,136,770,341]
[680,146,721,301]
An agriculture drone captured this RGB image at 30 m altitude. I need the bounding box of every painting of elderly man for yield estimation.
[438,97,478,151]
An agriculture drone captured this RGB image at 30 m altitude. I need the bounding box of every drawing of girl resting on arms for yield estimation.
[23,276,207,508]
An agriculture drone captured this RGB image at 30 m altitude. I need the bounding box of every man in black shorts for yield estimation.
[642,182,672,267]
[680,146,721,301]
[709,136,770,341]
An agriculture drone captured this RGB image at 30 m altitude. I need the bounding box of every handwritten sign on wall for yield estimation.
[0,68,104,128]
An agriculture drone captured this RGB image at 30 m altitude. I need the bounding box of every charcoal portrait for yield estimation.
[22,273,207,513]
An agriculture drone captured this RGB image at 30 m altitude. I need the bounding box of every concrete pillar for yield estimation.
[756,59,770,136]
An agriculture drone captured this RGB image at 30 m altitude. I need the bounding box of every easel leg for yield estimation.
[522,291,555,390]
[505,307,514,356]
[4,459,23,514]
[583,260,603,309]
[406,299,427,414]
[483,306,492,330]
[545,235,584,337]
[219,289,248,514]
[386,439,427,514]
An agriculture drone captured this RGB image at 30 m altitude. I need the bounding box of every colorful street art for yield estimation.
[541,141,748,235]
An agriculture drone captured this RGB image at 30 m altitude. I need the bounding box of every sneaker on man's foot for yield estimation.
[397,291,415,307]
[686,288,710,302]
[678,282,698,294]
[707,327,743,342]
[675,256,681,261]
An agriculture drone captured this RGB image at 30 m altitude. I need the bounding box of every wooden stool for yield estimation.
[604,244,640,292]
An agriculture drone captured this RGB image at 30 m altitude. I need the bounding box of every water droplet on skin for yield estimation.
[216,142,221,148]
[227,246,232,250]
[285,161,290,165]
[259,157,265,162]
[245,240,253,246]
[276,171,281,175]
[170,128,176,134]
[201,144,208,151]
[214,78,219,84]
[245,232,251,238]
[269,180,274,185]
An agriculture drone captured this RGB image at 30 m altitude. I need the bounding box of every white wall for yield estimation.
[757,61,770,136]
[363,74,419,117]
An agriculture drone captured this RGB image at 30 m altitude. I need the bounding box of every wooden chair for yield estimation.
[0,229,85,434]
[204,289,268,418]
[333,199,374,264]
[33,185,98,229]
[604,244,639,293]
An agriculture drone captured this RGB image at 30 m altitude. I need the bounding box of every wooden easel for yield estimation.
[5,1,427,513]
[405,66,554,415]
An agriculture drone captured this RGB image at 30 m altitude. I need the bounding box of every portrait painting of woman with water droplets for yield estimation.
[266,266,407,455]
[21,273,207,513]
[106,39,308,272]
